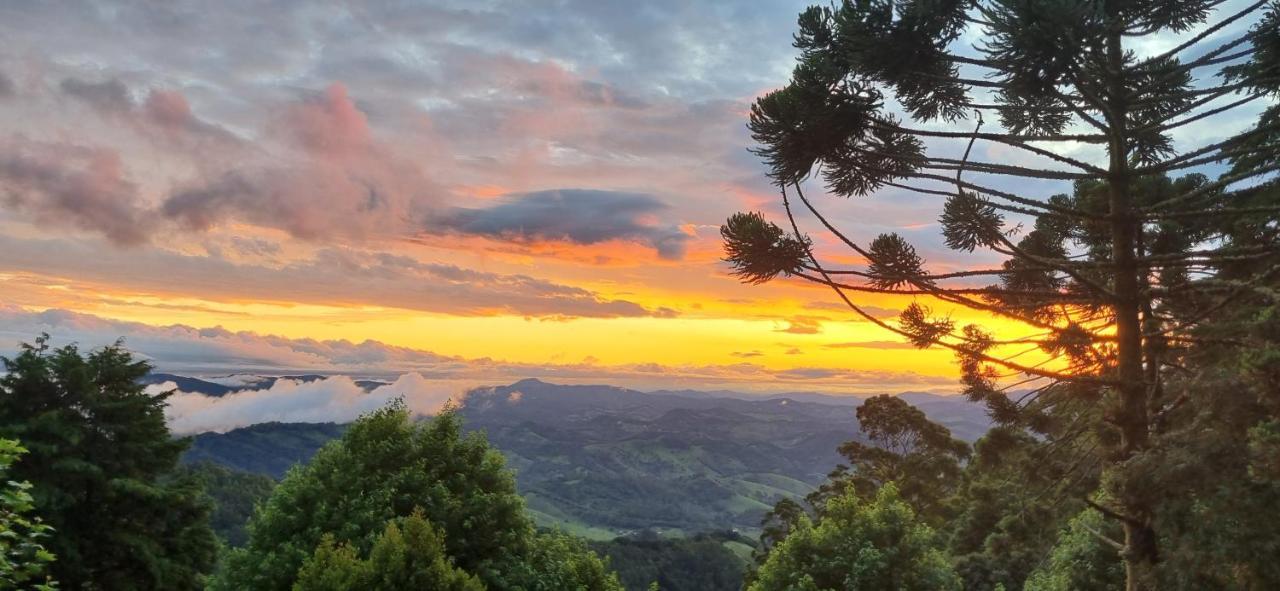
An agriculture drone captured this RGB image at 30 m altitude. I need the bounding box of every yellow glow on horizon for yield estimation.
[4,265,1060,385]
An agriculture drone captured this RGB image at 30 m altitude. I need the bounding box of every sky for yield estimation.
[0,1,1269,398]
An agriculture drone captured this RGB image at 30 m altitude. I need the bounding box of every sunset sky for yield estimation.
[0,1,1266,395]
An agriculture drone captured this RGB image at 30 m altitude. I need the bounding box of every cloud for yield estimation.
[160,372,461,433]
[227,236,281,258]
[0,237,674,319]
[0,71,13,97]
[775,315,824,335]
[435,189,691,260]
[803,301,901,319]
[60,77,133,114]
[161,83,443,242]
[0,138,150,245]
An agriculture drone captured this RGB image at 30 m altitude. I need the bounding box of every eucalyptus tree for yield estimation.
[721,2,1280,588]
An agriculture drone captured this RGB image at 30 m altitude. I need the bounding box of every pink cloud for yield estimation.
[0,137,150,245]
[280,83,371,155]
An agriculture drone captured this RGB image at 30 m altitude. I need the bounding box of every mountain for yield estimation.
[141,373,238,397]
[184,422,348,476]
[181,377,991,538]
[457,379,861,537]
[651,387,992,442]
[142,373,387,398]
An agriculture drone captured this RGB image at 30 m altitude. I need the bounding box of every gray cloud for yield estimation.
[61,77,134,114]
[436,189,691,260]
[0,71,13,98]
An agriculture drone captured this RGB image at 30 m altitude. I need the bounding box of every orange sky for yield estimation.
[0,1,1102,395]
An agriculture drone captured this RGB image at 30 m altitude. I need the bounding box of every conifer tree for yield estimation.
[0,337,217,589]
[723,3,1280,588]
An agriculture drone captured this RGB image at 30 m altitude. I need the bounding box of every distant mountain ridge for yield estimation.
[178,376,991,538]
[143,372,387,397]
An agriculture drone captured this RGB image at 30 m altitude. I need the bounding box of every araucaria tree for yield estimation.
[722,2,1280,589]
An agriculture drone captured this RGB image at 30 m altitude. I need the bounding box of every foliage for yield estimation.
[748,484,959,591]
[0,439,56,590]
[591,531,750,591]
[293,511,483,591]
[810,395,969,524]
[945,426,1088,591]
[214,401,621,590]
[0,337,217,589]
[726,1,1280,587]
[179,462,276,546]
[1135,297,1280,589]
[1024,509,1125,591]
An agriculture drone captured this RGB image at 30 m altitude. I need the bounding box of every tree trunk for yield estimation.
[1105,26,1159,591]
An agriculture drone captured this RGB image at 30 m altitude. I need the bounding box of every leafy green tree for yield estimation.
[811,395,969,523]
[0,337,216,589]
[723,2,1280,588]
[754,497,805,567]
[748,484,959,591]
[293,511,483,591]
[0,439,56,590]
[945,390,1106,591]
[1024,509,1125,591]
[215,401,621,590]
[749,395,969,584]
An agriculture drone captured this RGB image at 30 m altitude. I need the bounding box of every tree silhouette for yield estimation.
[722,2,1279,589]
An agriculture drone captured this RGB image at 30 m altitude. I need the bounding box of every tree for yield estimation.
[1025,509,1126,591]
[723,2,1280,588]
[810,395,969,523]
[0,439,56,590]
[179,461,277,547]
[0,337,217,589]
[748,395,967,584]
[593,531,750,591]
[748,483,959,591]
[1127,285,1280,589]
[754,497,806,567]
[215,401,622,591]
[945,425,1097,591]
[293,512,483,591]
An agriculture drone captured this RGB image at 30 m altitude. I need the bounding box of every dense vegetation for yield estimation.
[0,439,56,590]
[0,337,217,589]
[590,531,752,591]
[214,400,621,590]
[180,462,276,547]
[723,0,1280,589]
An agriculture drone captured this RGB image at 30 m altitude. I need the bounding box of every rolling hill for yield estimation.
[181,377,990,538]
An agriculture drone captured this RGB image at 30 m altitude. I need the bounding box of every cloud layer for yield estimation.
[159,372,459,433]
